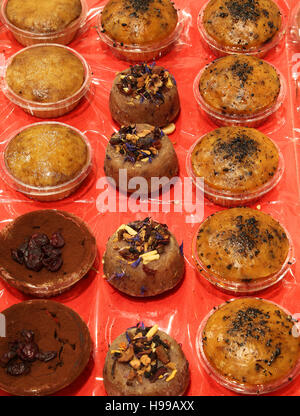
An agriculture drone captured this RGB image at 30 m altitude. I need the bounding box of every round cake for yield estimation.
[0,210,97,297]
[5,0,82,34]
[194,207,290,289]
[103,322,189,396]
[201,298,300,394]
[104,124,179,194]
[0,300,91,396]
[103,218,184,297]
[5,123,89,189]
[198,55,281,117]
[110,64,180,128]
[5,45,85,104]
[101,0,178,46]
[202,0,282,52]
[190,126,280,195]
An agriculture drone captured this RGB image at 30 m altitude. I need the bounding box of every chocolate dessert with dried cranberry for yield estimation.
[0,300,91,396]
[0,210,96,297]
[109,63,180,127]
[103,322,189,396]
[104,124,179,193]
[103,218,184,297]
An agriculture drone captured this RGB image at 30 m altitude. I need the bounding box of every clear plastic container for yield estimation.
[97,9,184,63]
[2,43,91,119]
[0,0,88,46]
[186,133,285,207]
[191,216,294,294]
[193,64,287,128]
[196,298,300,395]
[197,0,286,58]
[290,1,300,45]
[1,122,92,202]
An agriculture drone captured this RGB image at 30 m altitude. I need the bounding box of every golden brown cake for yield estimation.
[195,207,289,283]
[191,127,279,194]
[202,0,282,52]
[101,0,178,46]
[5,0,82,34]
[103,323,190,395]
[202,298,300,392]
[199,55,280,116]
[5,123,88,188]
[5,45,85,104]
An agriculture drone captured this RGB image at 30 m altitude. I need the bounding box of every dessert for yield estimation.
[104,124,179,194]
[196,54,282,126]
[0,299,91,396]
[103,322,189,395]
[189,126,282,206]
[103,218,184,297]
[4,44,90,118]
[200,0,283,56]
[193,207,291,292]
[2,0,86,46]
[98,0,180,61]
[4,122,91,201]
[200,298,300,394]
[0,210,97,297]
[110,64,180,127]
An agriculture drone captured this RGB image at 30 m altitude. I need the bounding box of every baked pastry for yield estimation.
[110,64,180,127]
[103,218,184,297]
[201,298,300,394]
[101,0,178,46]
[2,0,85,46]
[198,55,281,117]
[4,45,88,118]
[194,207,290,291]
[103,322,189,395]
[190,126,281,205]
[0,210,97,297]
[4,123,91,200]
[0,299,91,396]
[104,124,179,194]
[202,0,282,53]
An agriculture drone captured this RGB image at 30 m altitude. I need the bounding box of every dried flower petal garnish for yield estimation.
[109,125,163,164]
[117,64,175,103]
[116,218,171,265]
[111,323,176,385]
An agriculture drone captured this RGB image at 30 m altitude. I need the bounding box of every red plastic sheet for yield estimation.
[0,0,299,396]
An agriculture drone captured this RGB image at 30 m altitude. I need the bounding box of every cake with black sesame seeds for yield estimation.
[110,63,180,127]
[194,207,290,290]
[190,126,281,205]
[103,218,184,297]
[0,300,91,396]
[103,322,189,395]
[201,298,300,394]
[198,55,281,117]
[101,0,178,46]
[104,124,179,194]
[202,0,282,54]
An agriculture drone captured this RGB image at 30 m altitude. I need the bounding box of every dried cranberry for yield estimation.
[11,249,24,265]
[42,245,61,259]
[21,330,34,342]
[17,342,39,362]
[36,351,57,362]
[50,232,65,248]
[18,239,29,255]
[43,256,63,272]
[6,361,30,376]
[24,247,43,272]
[30,233,49,248]
[0,350,17,367]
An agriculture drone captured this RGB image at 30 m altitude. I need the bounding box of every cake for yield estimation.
[103,218,184,297]
[0,299,91,396]
[202,0,282,53]
[201,298,300,393]
[104,124,179,194]
[109,64,180,127]
[103,322,189,395]
[0,210,97,297]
